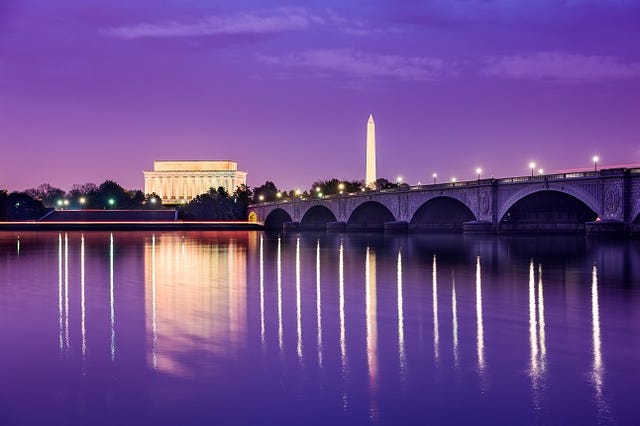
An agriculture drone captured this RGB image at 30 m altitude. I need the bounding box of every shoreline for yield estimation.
[0,221,263,231]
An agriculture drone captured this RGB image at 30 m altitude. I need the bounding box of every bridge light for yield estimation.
[276,192,282,198]
[79,197,86,205]
[315,187,321,192]
[108,198,115,206]
[338,183,345,191]
[258,194,265,202]
[529,162,536,177]
[63,199,70,206]
[295,189,301,196]
[593,155,599,172]
[451,177,457,183]
[57,199,63,207]
[538,168,544,175]
[432,173,437,184]
[318,192,323,198]
[476,168,482,180]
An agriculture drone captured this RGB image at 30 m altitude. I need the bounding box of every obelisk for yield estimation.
[366,114,376,189]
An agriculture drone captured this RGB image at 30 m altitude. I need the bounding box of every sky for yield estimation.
[1,0,639,192]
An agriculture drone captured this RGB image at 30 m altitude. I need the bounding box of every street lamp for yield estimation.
[529,162,536,177]
[593,155,599,172]
[108,198,115,207]
[276,192,282,199]
[63,199,70,207]
[432,173,437,184]
[538,168,544,175]
[476,168,482,180]
[79,197,86,206]
[338,183,345,194]
[258,194,265,202]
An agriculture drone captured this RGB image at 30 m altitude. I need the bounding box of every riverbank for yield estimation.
[0,221,263,231]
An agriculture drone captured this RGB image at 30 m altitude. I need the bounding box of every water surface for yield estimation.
[0,231,638,425]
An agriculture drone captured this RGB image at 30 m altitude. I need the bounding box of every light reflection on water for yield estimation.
[0,231,639,425]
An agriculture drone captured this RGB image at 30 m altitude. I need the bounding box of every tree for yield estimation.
[252,181,279,202]
[375,178,396,190]
[1,192,49,221]
[24,183,66,207]
[309,179,364,197]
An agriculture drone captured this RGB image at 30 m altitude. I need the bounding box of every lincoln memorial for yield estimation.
[143,160,247,204]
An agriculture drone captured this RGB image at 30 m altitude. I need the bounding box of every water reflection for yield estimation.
[81,235,86,360]
[538,264,546,364]
[339,240,346,370]
[110,233,115,361]
[151,234,157,369]
[452,270,458,367]
[296,238,302,359]
[397,250,405,374]
[316,239,323,368]
[432,254,439,364]
[143,233,248,376]
[277,237,283,351]
[260,235,265,344]
[365,247,378,392]
[476,256,485,374]
[591,263,609,420]
[65,233,70,352]
[2,232,637,424]
[58,233,63,352]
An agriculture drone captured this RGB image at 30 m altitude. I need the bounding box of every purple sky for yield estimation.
[1,0,639,192]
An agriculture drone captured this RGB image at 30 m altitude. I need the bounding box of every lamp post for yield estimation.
[538,168,544,175]
[258,194,265,203]
[529,162,536,177]
[593,155,599,172]
[338,183,345,195]
[432,173,437,184]
[476,168,482,181]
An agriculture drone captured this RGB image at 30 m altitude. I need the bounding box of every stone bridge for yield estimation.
[248,167,640,234]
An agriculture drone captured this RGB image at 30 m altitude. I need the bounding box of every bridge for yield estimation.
[248,167,640,234]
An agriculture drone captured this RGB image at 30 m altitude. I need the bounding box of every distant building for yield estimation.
[143,160,247,204]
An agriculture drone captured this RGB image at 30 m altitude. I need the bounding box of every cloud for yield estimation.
[106,9,320,39]
[484,52,640,81]
[258,49,445,82]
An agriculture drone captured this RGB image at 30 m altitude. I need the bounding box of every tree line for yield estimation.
[0,176,402,221]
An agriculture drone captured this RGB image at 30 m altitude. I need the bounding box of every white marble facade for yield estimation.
[144,161,247,203]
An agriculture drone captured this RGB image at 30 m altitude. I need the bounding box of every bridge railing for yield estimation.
[249,168,629,207]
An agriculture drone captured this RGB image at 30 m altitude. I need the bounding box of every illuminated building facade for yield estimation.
[143,160,247,203]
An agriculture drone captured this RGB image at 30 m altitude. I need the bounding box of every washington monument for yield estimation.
[366,114,376,189]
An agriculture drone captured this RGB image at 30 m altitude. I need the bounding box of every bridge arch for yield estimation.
[300,205,337,229]
[264,208,293,229]
[347,201,396,229]
[499,189,597,230]
[410,196,477,231]
[499,185,600,223]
